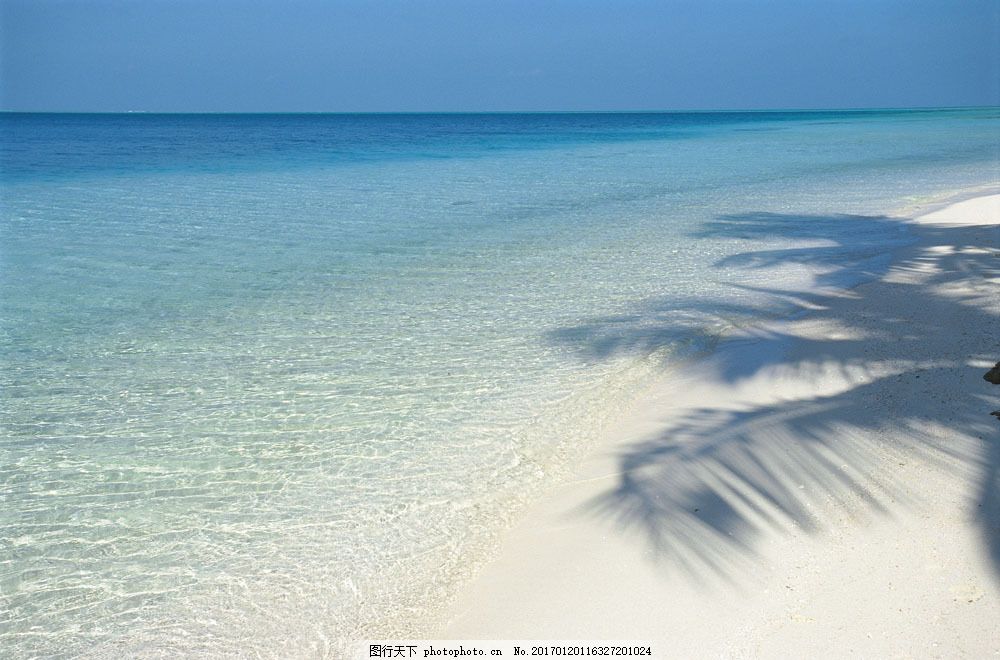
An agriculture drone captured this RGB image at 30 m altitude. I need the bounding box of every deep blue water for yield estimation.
[2,109,991,180]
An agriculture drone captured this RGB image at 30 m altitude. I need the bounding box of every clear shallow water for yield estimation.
[1,110,998,656]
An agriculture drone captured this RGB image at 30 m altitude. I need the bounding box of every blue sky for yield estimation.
[1,0,997,112]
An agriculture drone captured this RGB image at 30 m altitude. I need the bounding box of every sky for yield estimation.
[0,0,997,112]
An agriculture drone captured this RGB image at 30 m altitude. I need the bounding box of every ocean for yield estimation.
[1,109,998,656]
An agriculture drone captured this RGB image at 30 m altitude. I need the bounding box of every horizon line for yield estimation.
[1,104,997,116]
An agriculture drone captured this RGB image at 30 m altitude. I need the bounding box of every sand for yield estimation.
[440,192,1000,657]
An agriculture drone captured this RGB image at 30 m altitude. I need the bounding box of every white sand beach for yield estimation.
[441,193,1000,657]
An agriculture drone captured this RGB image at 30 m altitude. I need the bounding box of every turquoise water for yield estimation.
[2,110,998,656]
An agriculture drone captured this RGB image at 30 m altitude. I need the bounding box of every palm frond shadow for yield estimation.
[553,211,1000,582]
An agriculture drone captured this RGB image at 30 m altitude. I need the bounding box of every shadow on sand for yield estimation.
[550,211,1000,583]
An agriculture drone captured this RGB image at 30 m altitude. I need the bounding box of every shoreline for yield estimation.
[437,191,1000,656]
